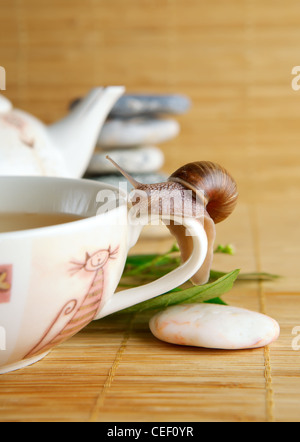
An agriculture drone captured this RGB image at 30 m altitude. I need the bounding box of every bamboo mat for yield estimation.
[0,0,300,422]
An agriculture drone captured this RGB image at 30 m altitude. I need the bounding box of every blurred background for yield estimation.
[1,0,300,204]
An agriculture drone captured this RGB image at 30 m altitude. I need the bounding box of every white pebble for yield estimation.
[87,146,164,174]
[97,118,180,148]
[149,304,280,350]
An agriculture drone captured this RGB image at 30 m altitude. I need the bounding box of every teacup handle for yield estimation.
[96,215,208,319]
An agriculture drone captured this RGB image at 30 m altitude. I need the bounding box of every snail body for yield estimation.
[106,156,238,285]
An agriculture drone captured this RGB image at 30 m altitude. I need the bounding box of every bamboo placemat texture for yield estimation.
[0,0,300,422]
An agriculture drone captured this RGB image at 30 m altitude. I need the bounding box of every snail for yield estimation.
[106,156,238,285]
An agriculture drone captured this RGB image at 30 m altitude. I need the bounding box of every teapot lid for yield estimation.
[0,95,12,113]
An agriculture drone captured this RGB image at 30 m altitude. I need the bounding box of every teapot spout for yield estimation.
[48,86,125,178]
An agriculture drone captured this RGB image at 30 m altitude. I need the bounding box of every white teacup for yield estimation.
[0,176,208,374]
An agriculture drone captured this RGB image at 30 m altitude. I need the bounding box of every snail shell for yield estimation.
[168,161,238,224]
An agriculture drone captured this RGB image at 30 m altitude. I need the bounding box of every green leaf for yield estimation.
[125,254,159,267]
[210,269,280,282]
[123,244,181,277]
[114,269,240,315]
[236,272,281,281]
[214,244,235,255]
[114,243,280,319]
[205,297,228,306]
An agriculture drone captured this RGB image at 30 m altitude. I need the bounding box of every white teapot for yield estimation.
[0,86,125,178]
